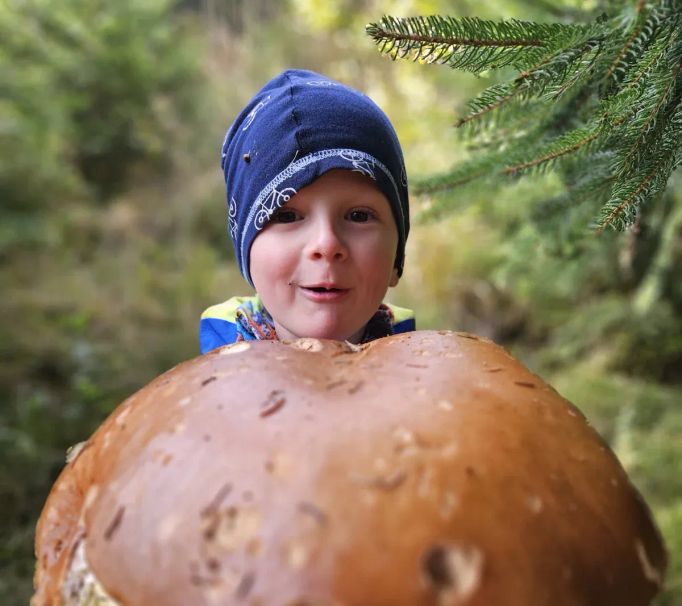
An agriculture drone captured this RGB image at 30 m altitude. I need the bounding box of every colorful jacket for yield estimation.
[199,295,415,354]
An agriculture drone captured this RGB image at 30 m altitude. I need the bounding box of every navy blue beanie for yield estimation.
[221,69,410,287]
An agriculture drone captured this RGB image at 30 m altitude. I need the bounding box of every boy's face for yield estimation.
[250,169,400,343]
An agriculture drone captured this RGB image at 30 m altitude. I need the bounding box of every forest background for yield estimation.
[1,0,680,604]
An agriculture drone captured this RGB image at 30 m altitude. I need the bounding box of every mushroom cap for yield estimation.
[33,331,667,606]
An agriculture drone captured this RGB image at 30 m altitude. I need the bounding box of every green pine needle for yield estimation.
[368,1,682,232]
[366,15,595,73]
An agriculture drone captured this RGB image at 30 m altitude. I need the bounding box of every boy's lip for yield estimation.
[300,282,349,291]
[298,282,350,302]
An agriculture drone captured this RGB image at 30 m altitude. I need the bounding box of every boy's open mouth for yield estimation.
[299,284,350,298]
[305,286,345,293]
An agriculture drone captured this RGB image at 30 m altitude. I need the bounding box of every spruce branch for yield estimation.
[455,84,524,129]
[604,0,650,83]
[621,26,678,91]
[533,155,615,222]
[613,56,682,175]
[502,123,604,175]
[413,151,505,195]
[599,166,659,230]
[456,38,604,132]
[546,40,604,100]
[599,89,682,230]
[368,2,682,232]
[366,15,595,73]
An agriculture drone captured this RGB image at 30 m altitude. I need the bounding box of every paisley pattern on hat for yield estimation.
[242,95,271,131]
[306,80,339,87]
[254,186,298,229]
[220,130,230,167]
[228,197,238,240]
[340,150,376,179]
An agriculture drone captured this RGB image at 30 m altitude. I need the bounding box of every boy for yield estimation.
[199,69,415,353]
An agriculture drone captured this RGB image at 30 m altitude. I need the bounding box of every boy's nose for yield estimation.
[306,219,348,262]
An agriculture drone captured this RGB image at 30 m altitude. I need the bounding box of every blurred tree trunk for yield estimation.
[179,0,281,34]
[633,196,682,316]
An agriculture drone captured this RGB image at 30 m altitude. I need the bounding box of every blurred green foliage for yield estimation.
[0,0,680,604]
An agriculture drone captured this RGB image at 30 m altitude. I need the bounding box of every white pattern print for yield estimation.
[242,95,271,131]
[220,130,230,168]
[228,196,238,240]
[254,186,297,229]
[340,150,376,179]
[306,80,338,87]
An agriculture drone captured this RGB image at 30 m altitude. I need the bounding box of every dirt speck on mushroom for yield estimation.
[104,506,125,541]
[234,571,256,600]
[636,539,664,587]
[259,390,286,417]
[422,543,484,604]
[220,342,251,355]
[350,470,407,491]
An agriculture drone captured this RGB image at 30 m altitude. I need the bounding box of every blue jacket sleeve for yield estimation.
[199,317,238,354]
[393,317,416,334]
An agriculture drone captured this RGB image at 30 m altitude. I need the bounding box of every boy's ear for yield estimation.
[389,267,400,288]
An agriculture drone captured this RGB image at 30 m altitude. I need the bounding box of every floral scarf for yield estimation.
[235,299,394,344]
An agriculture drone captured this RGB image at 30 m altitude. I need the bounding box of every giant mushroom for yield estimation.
[33,331,667,605]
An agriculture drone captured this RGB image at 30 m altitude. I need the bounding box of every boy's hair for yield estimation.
[220,69,410,286]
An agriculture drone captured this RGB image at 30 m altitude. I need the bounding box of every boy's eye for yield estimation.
[348,209,373,222]
[271,209,299,223]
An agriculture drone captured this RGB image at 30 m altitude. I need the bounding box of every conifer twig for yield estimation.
[598,168,657,232]
[374,29,545,49]
[502,129,601,174]
[626,32,676,89]
[455,89,521,128]
[369,5,682,232]
[415,169,490,194]
[617,60,682,172]
[604,0,648,82]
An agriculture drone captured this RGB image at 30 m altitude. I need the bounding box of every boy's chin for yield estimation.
[298,328,364,344]
[276,321,365,344]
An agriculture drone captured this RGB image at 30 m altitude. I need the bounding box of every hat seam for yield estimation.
[286,71,306,158]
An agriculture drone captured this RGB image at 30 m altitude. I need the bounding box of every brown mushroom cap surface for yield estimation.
[33,331,667,606]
